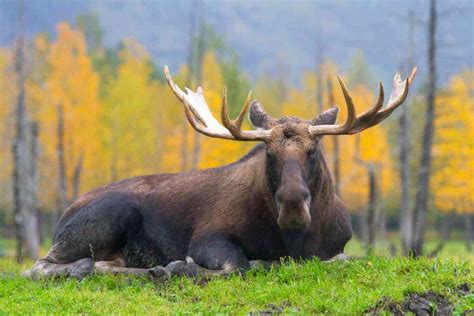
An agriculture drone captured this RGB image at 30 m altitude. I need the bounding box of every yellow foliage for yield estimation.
[36,22,103,207]
[102,39,160,180]
[158,66,189,172]
[432,69,474,214]
[0,49,15,208]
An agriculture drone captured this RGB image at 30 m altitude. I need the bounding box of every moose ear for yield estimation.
[311,106,339,126]
[249,100,274,129]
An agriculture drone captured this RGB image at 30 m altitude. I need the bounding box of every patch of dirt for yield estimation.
[403,291,452,315]
[366,284,472,316]
[249,300,294,315]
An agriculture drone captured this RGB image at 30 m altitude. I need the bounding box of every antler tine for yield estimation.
[164,65,185,101]
[221,86,233,132]
[236,90,253,128]
[336,76,357,131]
[164,65,203,125]
[387,78,409,111]
[356,81,385,120]
[306,77,357,136]
[221,87,253,138]
[408,65,417,84]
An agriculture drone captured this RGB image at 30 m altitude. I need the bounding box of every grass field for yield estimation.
[0,239,473,314]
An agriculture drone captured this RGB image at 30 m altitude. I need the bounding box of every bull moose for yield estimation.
[25,65,417,279]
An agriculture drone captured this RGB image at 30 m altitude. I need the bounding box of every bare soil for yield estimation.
[365,283,472,315]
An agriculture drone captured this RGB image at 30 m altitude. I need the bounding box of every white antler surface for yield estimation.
[183,87,229,135]
[164,65,272,142]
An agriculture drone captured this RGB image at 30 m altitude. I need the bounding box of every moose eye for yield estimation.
[306,146,317,157]
[266,150,276,159]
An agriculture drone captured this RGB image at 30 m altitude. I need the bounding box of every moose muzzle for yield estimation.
[275,160,312,230]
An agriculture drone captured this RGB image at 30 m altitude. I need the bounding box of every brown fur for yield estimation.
[25,107,352,279]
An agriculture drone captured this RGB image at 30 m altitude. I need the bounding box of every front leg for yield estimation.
[152,235,278,278]
[188,235,251,272]
[149,237,249,278]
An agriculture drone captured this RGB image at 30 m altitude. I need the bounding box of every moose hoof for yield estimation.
[69,258,94,279]
[149,266,171,279]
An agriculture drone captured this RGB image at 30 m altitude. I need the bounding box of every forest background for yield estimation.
[0,0,473,261]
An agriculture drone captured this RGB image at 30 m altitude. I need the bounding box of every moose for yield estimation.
[24,65,416,279]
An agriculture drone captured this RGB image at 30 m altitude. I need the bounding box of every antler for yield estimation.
[309,66,417,136]
[164,66,272,141]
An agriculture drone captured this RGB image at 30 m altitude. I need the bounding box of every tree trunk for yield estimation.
[326,77,340,195]
[400,9,415,256]
[22,121,40,259]
[440,212,452,241]
[110,120,118,182]
[358,208,367,243]
[465,214,473,252]
[410,0,437,256]
[377,164,386,248]
[31,122,43,244]
[315,41,324,152]
[399,97,412,253]
[366,165,377,247]
[12,140,25,263]
[12,0,27,262]
[56,104,68,228]
[71,153,83,201]
[316,49,324,114]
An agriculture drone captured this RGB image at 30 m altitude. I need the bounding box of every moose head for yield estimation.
[164,66,417,234]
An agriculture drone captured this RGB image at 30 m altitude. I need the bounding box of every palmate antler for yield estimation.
[164,65,417,141]
[164,66,272,141]
[309,66,417,136]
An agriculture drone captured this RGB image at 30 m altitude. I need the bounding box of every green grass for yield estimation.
[344,238,474,261]
[1,254,472,315]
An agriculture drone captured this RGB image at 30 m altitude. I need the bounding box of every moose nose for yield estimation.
[277,202,311,229]
[276,187,311,230]
[276,186,311,207]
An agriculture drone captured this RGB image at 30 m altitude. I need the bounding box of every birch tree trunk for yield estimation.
[12,0,28,262]
[23,121,40,259]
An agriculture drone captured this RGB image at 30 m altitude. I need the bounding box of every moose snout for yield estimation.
[276,187,311,230]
